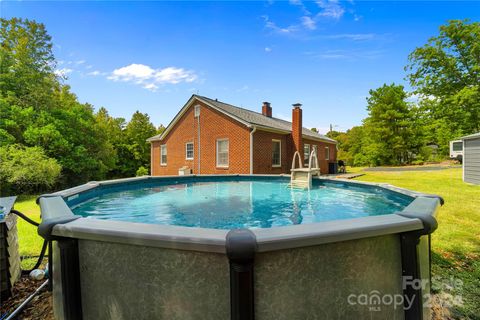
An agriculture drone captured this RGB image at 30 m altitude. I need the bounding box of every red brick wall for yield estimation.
[151,100,251,175]
[251,131,337,175]
[303,139,337,174]
[252,130,290,174]
[150,98,337,176]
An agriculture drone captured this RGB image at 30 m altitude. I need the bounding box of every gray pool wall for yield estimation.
[38,174,442,320]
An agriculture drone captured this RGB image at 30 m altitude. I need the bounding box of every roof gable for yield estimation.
[148,95,336,143]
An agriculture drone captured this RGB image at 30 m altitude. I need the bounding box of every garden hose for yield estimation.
[9,209,49,274]
[2,209,51,320]
[3,280,49,320]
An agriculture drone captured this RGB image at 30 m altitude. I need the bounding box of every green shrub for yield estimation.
[0,144,61,194]
[135,166,149,176]
[411,159,425,165]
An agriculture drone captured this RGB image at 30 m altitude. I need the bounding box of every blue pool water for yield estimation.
[71,180,413,229]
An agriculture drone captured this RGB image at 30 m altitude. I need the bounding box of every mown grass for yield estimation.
[13,195,44,270]
[352,168,480,319]
[13,169,479,318]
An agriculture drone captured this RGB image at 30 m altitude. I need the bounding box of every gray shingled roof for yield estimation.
[148,95,336,143]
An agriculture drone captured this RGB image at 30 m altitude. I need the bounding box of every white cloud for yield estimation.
[301,16,316,30]
[407,93,437,103]
[289,0,311,15]
[143,83,159,91]
[154,67,197,84]
[325,33,376,41]
[54,68,73,77]
[310,49,385,60]
[265,47,272,52]
[75,60,86,65]
[107,63,197,90]
[87,70,106,76]
[108,64,155,81]
[262,15,298,34]
[263,0,350,36]
[316,0,345,19]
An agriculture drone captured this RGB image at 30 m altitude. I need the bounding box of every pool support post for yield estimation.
[57,239,83,320]
[226,229,257,320]
[37,196,83,320]
[398,196,442,320]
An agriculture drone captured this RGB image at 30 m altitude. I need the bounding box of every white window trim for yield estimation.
[216,139,229,168]
[185,142,194,160]
[160,144,167,166]
[272,139,282,167]
[325,146,330,161]
[304,144,310,165]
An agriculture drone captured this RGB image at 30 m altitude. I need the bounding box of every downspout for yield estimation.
[150,143,153,175]
[197,113,201,174]
[249,126,257,174]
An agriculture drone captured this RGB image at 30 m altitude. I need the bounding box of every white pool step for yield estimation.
[288,180,310,189]
[290,150,320,189]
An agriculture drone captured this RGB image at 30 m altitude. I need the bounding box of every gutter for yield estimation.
[250,126,257,174]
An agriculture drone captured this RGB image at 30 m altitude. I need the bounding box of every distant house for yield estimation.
[461,132,480,185]
[147,95,337,176]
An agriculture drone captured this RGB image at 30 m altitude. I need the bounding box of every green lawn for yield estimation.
[14,195,44,270]
[13,169,479,318]
[352,168,480,319]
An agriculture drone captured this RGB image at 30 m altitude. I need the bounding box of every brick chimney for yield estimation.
[292,103,303,156]
[262,102,272,117]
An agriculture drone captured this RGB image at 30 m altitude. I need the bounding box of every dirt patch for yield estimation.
[431,293,454,320]
[0,277,53,320]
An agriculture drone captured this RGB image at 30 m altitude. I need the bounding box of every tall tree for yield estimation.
[406,19,480,139]
[0,18,58,109]
[0,18,117,186]
[363,84,418,165]
[118,111,157,176]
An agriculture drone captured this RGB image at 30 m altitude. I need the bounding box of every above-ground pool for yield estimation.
[38,175,442,320]
[71,179,413,229]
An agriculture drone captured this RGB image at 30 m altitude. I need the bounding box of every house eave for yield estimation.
[147,95,252,143]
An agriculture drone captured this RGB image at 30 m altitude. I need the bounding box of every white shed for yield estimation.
[462,132,480,185]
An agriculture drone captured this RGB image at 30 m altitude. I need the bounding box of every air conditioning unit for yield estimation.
[178,167,193,176]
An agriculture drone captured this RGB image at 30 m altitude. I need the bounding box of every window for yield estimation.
[452,142,462,152]
[194,105,201,117]
[186,142,194,160]
[272,140,281,167]
[304,144,310,166]
[216,139,229,167]
[325,146,330,160]
[160,145,167,166]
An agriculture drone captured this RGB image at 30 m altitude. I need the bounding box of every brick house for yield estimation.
[148,95,337,176]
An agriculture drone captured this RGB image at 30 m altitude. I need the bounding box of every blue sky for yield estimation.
[2,1,479,133]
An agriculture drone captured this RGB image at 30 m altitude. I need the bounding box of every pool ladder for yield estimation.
[289,149,320,189]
